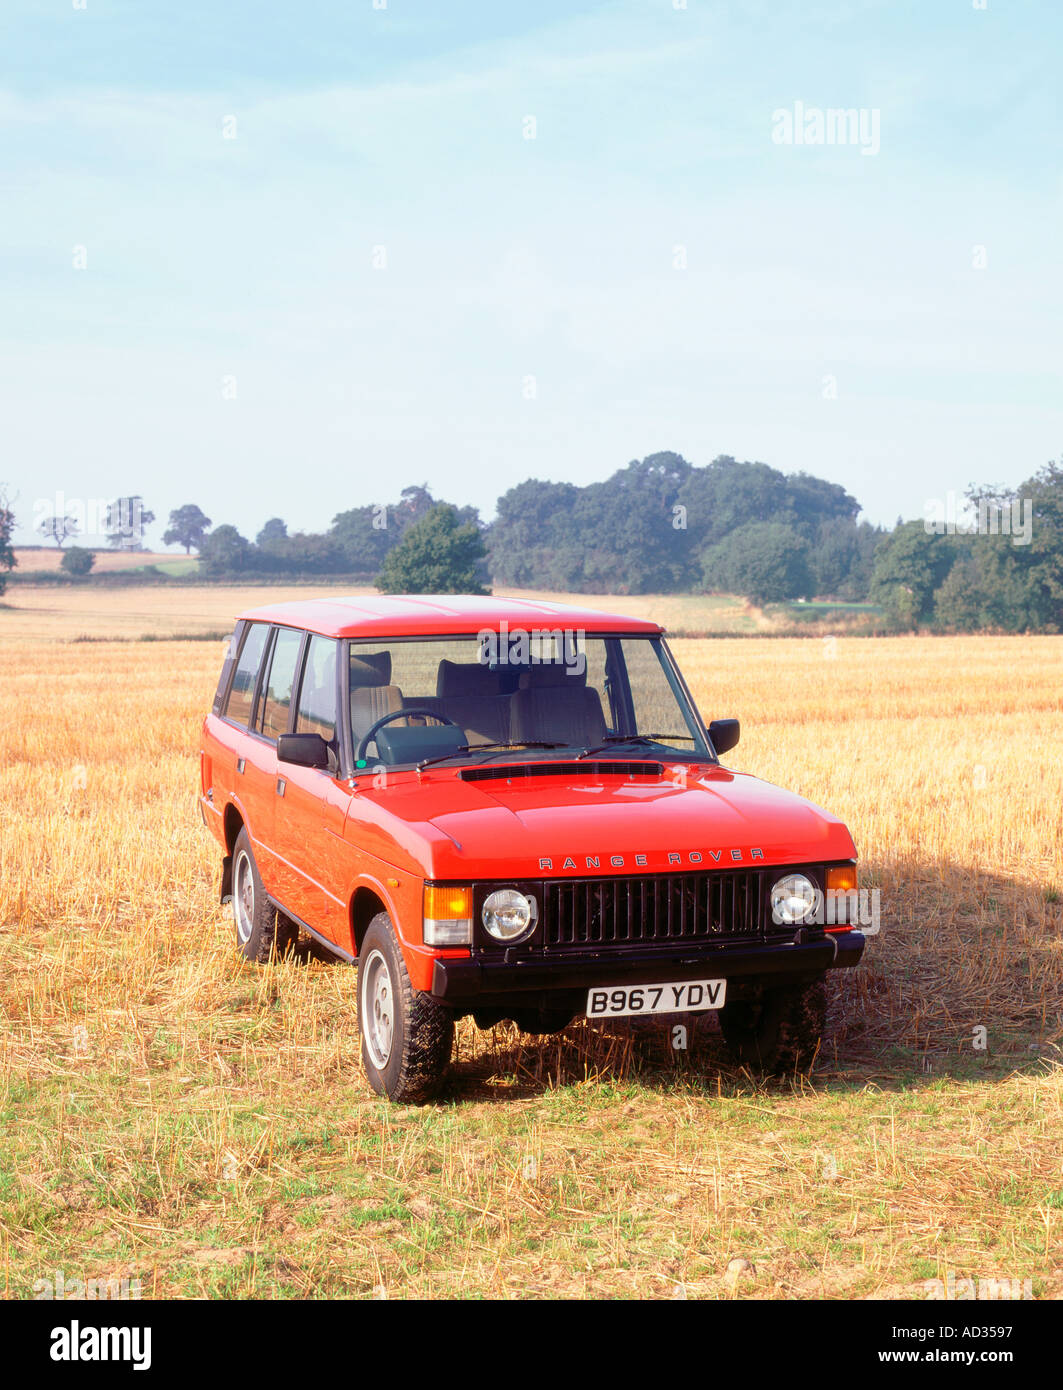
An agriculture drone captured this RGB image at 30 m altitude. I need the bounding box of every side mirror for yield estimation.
[277,733,332,770]
[708,718,740,757]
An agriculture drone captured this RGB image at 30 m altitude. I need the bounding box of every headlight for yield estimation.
[482,888,538,943]
[770,873,819,925]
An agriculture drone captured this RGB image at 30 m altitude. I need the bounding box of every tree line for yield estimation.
[201,452,883,603]
[868,461,1063,632]
[3,452,1061,632]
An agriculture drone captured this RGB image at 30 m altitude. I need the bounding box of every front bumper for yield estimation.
[430,930,864,1007]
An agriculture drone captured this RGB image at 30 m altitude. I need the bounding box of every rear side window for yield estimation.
[256,627,304,741]
[295,635,339,745]
[224,623,269,727]
[212,622,245,715]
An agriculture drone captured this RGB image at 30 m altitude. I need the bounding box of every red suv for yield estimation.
[199,595,864,1101]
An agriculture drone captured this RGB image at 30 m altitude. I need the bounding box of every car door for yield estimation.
[272,633,352,946]
[211,620,275,864]
[246,624,306,909]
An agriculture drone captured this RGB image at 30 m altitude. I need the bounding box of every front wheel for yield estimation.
[719,976,827,1074]
[357,914,454,1103]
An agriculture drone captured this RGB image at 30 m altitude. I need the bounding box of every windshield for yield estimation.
[347,632,710,767]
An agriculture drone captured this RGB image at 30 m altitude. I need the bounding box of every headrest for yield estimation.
[349,650,392,687]
[437,659,501,698]
[516,663,586,689]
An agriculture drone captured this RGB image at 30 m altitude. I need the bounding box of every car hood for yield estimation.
[347,763,856,879]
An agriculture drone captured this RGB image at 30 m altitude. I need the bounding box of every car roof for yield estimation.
[234,594,664,639]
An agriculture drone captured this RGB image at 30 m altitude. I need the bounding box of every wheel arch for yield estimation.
[220,802,246,903]
[350,885,389,960]
[223,801,245,853]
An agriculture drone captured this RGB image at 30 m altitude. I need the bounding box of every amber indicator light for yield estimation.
[423,886,473,920]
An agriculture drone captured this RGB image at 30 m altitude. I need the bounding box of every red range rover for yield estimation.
[199,596,864,1101]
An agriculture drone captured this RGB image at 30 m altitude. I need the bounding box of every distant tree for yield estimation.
[256,517,288,547]
[679,457,862,594]
[489,453,694,593]
[488,478,582,587]
[0,485,16,596]
[376,504,489,595]
[199,524,250,575]
[106,496,155,550]
[60,546,95,577]
[701,521,813,605]
[259,531,347,574]
[487,452,866,596]
[330,503,395,573]
[783,471,861,529]
[843,521,886,601]
[39,513,79,549]
[963,459,1063,632]
[677,457,795,548]
[393,484,438,533]
[331,488,480,575]
[808,518,884,600]
[933,555,990,632]
[163,504,212,554]
[869,521,960,627]
[572,453,696,593]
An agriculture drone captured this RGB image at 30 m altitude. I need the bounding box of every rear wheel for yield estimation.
[231,829,297,963]
[357,913,453,1103]
[719,976,827,1074]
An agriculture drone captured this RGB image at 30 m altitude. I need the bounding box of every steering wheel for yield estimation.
[356,709,460,762]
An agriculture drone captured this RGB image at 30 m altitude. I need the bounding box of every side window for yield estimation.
[294,636,339,746]
[224,623,269,727]
[212,622,244,715]
[256,628,304,741]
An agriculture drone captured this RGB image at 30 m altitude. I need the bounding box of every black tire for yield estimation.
[719,976,827,1074]
[230,829,297,964]
[357,913,454,1103]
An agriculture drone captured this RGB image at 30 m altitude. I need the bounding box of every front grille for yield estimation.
[540,871,764,950]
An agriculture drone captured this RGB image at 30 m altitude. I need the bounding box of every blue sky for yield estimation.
[3,0,1060,546]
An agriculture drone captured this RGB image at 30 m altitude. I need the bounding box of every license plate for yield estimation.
[586,979,727,1019]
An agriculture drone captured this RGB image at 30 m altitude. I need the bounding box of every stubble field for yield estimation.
[1,585,1061,1299]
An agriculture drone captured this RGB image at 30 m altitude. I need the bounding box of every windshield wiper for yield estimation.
[415,740,567,774]
[577,734,697,761]
[459,740,568,755]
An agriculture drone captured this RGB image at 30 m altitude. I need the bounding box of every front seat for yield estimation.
[349,650,403,747]
[508,664,606,748]
[435,659,509,746]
